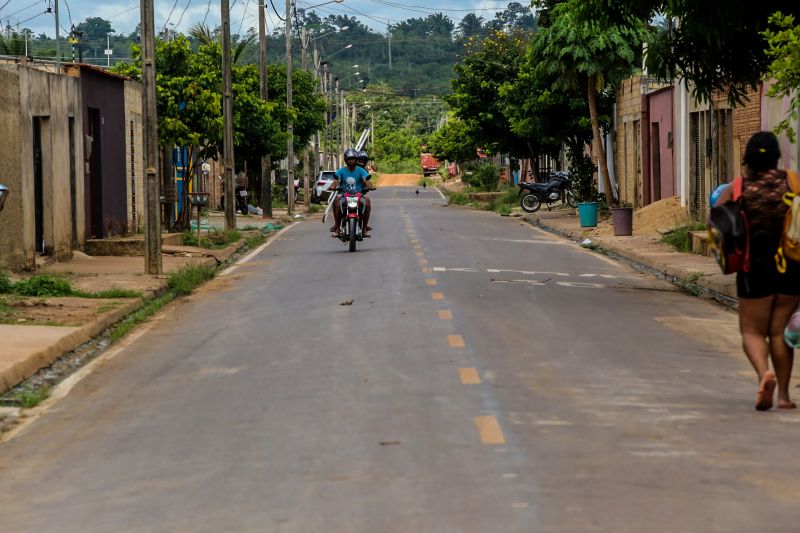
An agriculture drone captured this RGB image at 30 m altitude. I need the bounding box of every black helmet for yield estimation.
[344,148,358,162]
[357,150,368,161]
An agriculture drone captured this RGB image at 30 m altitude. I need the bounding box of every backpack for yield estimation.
[708,177,750,275]
[775,170,800,273]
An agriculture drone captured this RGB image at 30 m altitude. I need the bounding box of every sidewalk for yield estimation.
[528,210,737,304]
[0,219,289,396]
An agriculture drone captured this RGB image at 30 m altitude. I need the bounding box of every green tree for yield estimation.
[428,117,478,163]
[535,0,648,204]
[447,29,534,158]
[577,0,800,105]
[764,12,800,142]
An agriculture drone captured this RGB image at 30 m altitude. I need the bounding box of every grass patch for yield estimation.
[184,229,242,249]
[202,229,242,249]
[95,302,122,315]
[661,223,707,253]
[307,204,321,214]
[245,233,267,249]
[13,275,74,297]
[109,292,176,342]
[241,224,262,230]
[495,205,513,216]
[418,176,434,187]
[0,269,12,294]
[15,387,49,408]
[167,263,216,296]
[446,191,470,205]
[80,288,142,299]
[182,231,199,247]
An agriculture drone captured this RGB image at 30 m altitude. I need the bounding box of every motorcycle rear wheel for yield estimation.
[565,189,577,208]
[348,218,357,252]
[520,193,542,213]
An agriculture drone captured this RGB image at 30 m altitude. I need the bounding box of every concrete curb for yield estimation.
[526,215,738,307]
[0,297,145,393]
[0,236,255,395]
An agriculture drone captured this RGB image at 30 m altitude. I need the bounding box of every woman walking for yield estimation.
[716,131,800,410]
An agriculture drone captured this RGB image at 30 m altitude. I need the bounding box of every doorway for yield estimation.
[33,117,44,253]
[87,108,103,238]
[651,123,661,202]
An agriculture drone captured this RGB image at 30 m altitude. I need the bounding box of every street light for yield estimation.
[105,30,115,67]
[0,184,9,212]
[321,43,352,62]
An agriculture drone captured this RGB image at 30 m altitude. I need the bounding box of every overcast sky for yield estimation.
[1,0,526,38]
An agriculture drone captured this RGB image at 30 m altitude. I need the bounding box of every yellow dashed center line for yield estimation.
[422,267,432,274]
[459,368,481,384]
[425,279,438,286]
[474,416,506,445]
[432,292,445,301]
[415,251,424,257]
[419,259,429,265]
[438,309,452,320]
[448,334,465,348]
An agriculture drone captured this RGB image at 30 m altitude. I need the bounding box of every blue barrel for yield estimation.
[578,202,598,228]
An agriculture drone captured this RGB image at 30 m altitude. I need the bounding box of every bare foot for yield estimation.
[778,400,797,410]
[756,371,777,411]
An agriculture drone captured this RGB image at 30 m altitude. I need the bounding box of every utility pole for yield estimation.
[221,0,236,229]
[258,0,273,218]
[312,46,321,177]
[54,0,61,70]
[387,20,392,71]
[141,0,162,274]
[285,0,294,215]
[301,27,309,207]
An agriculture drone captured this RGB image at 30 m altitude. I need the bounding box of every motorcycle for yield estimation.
[337,189,368,252]
[282,178,301,204]
[518,171,576,213]
[234,185,249,215]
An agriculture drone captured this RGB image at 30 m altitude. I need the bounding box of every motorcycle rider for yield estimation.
[356,150,369,170]
[330,148,375,237]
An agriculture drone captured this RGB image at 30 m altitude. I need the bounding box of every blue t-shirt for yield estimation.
[336,166,370,194]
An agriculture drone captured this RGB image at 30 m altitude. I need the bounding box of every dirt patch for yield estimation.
[0,295,127,327]
[588,196,691,237]
[376,173,422,187]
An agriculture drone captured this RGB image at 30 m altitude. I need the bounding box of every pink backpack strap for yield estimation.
[732,177,743,201]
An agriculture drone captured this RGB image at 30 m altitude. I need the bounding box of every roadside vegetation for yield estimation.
[661,223,707,253]
[0,271,141,299]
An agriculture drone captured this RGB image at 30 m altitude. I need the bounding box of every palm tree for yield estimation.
[458,14,484,39]
[188,23,254,64]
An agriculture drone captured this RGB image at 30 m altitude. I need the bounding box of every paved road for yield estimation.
[2,186,800,532]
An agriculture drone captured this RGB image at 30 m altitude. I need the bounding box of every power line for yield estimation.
[162,0,181,33]
[268,0,284,22]
[175,0,193,29]
[202,0,212,25]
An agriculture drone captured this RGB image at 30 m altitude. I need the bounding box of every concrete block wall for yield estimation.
[0,65,84,270]
[124,81,145,233]
[0,68,27,270]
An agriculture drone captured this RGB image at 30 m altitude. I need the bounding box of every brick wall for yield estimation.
[616,76,645,206]
[732,87,762,176]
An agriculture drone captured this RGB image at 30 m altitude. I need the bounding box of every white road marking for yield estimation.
[220,223,297,277]
[435,267,625,280]
[433,186,447,201]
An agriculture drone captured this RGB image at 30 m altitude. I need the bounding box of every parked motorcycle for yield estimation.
[518,171,576,213]
[234,185,249,215]
[282,178,301,204]
[337,189,368,252]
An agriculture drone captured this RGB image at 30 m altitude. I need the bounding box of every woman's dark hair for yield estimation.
[743,131,781,173]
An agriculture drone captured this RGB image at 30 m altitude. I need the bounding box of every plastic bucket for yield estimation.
[578,202,598,228]
[611,207,633,236]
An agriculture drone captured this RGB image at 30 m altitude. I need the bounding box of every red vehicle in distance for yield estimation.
[420,153,441,177]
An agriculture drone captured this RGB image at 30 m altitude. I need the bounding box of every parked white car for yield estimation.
[312,170,338,204]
